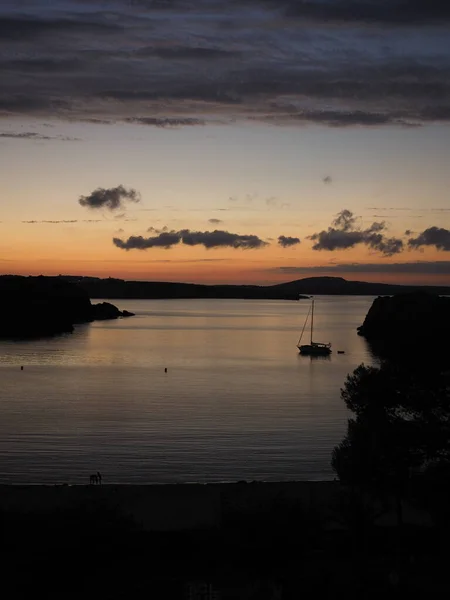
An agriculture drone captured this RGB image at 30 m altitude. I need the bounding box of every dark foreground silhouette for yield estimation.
[2,480,449,598]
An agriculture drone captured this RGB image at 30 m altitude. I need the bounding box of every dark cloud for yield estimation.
[285,110,411,127]
[419,105,450,122]
[114,228,268,250]
[1,2,450,126]
[79,185,141,211]
[276,261,450,275]
[408,227,450,251]
[126,117,205,127]
[135,45,240,60]
[179,229,268,249]
[113,231,181,250]
[0,15,122,41]
[366,234,404,256]
[333,209,357,232]
[278,235,301,248]
[310,228,363,250]
[0,94,70,115]
[310,209,404,256]
[97,86,240,105]
[277,0,450,25]
[0,57,85,73]
[208,218,223,224]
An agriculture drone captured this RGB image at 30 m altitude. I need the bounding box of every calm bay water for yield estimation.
[0,296,377,484]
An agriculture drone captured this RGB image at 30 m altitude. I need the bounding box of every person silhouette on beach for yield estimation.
[97,471,102,485]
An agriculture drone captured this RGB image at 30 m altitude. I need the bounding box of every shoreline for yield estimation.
[0,480,431,531]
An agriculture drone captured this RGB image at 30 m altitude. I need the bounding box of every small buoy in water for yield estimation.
[164,367,167,373]
[21,366,24,370]
[337,350,345,355]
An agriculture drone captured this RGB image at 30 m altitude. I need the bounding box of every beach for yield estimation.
[0,480,432,531]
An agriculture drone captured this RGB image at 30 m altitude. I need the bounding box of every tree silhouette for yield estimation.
[332,362,450,526]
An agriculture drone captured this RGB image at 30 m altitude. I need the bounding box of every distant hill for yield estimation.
[56,275,450,300]
[270,276,450,296]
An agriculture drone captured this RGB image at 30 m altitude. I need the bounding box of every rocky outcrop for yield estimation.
[358,292,450,362]
[0,276,134,339]
[91,302,135,320]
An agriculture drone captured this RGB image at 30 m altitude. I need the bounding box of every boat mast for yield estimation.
[310,298,314,344]
[297,303,311,346]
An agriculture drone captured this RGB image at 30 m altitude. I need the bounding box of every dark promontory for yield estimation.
[0,275,134,338]
[357,291,450,361]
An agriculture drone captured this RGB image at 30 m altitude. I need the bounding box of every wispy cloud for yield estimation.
[276,261,450,275]
[22,219,78,224]
[0,131,78,141]
[125,117,205,127]
[22,219,102,223]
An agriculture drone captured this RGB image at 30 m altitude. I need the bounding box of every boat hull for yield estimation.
[298,344,332,356]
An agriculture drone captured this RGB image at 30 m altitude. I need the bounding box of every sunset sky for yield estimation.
[1,0,450,285]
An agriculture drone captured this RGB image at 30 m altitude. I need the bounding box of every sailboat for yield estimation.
[297,298,332,356]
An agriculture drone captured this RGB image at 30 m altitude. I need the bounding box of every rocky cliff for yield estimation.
[358,292,450,362]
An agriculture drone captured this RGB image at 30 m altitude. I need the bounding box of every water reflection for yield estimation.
[297,353,332,363]
[0,297,377,484]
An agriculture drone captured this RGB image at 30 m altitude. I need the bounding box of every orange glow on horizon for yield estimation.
[1,222,449,286]
[3,256,449,287]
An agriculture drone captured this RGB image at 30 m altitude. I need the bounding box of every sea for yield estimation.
[0,296,378,484]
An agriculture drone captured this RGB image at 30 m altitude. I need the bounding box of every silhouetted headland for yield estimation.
[60,274,450,299]
[0,275,134,339]
[358,291,450,362]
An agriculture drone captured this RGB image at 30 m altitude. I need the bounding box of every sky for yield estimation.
[1,0,450,286]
